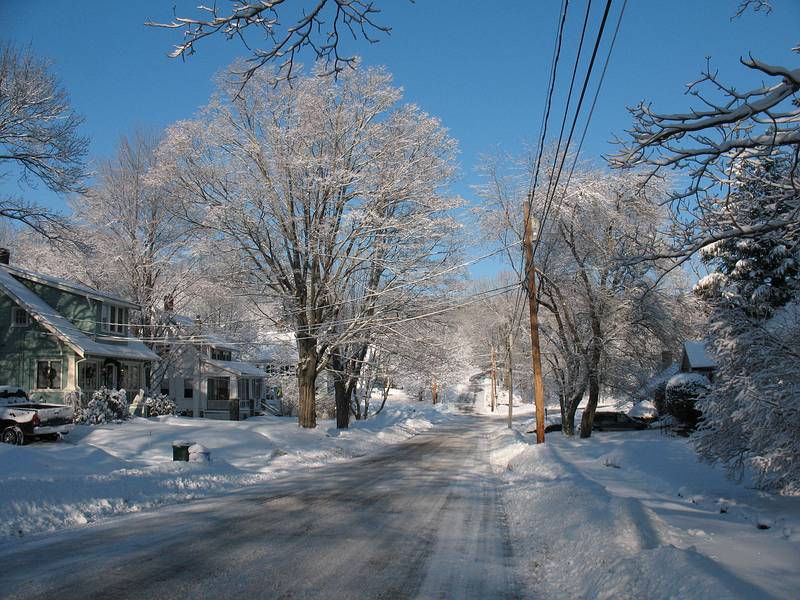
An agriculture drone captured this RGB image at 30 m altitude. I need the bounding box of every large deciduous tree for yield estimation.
[156,64,461,428]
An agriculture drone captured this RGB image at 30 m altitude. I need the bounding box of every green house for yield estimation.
[0,253,159,403]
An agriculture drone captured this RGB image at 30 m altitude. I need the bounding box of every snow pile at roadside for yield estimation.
[490,429,800,599]
[0,392,454,540]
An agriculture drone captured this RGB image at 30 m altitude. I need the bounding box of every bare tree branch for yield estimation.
[146,1,400,87]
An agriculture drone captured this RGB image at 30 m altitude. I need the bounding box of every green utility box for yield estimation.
[172,441,193,461]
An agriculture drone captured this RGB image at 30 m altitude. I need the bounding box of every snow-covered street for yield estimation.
[2,384,798,599]
[0,390,453,539]
[2,394,525,600]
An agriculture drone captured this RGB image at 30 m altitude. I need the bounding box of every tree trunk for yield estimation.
[431,380,438,405]
[334,376,350,429]
[580,323,602,438]
[562,384,585,436]
[373,381,390,416]
[579,370,600,438]
[296,336,318,428]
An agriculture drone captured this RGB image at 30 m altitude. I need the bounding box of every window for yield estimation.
[101,304,128,334]
[11,307,29,327]
[183,379,194,399]
[36,360,62,389]
[238,379,249,402]
[160,380,171,396]
[207,377,230,410]
[211,348,232,361]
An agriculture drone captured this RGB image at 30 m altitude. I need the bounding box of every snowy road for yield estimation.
[1,398,527,599]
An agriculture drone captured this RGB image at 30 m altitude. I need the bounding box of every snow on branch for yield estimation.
[146,0,395,86]
[609,48,800,263]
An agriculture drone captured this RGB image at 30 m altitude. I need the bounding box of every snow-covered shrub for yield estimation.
[664,373,709,426]
[144,393,176,416]
[74,387,129,425]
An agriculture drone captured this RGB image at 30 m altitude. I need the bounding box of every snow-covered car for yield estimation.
[592,411,649,432]
[0,385,74,445]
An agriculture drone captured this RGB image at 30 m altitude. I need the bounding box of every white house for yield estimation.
[680,341,717,382]
[158,315,266,420]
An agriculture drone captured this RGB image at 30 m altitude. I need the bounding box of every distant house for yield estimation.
[158,315,266,420]
[680,341,717,381]
[0,249,159,402]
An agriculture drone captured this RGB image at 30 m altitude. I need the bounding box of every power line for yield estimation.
[533,0,615,260]
[508,0,572,335]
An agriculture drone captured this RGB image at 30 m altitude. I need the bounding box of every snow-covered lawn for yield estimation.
[491,427,800,599]
[0,390,456,541]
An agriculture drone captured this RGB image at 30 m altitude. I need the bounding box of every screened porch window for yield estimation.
[118,363,142,391]
[207,377,230,411]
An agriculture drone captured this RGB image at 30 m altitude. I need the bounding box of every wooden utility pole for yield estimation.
[524,203,546,444]
[490,345,497,412]
[507,327,514,430]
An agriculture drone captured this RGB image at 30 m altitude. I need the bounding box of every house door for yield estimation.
[103,362,118,389]
[78,360,100,393]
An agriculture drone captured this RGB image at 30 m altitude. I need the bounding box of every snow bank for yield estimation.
[490,430,800,599]
[0,390,456,540]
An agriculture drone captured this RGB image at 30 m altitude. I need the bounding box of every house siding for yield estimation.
[17,279,99,335]
[0,292,77,401]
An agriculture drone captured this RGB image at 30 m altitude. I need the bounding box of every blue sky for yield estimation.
[2,0,798,276]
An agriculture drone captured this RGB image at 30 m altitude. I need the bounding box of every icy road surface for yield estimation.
[1,419,526,599]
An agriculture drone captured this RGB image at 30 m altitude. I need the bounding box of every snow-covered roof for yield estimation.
[203,359,266,378]
[682,341,717,370]
[169,314,239,351]
[0,267,159,362]
[1,264,139,309]
[251,331,297,363]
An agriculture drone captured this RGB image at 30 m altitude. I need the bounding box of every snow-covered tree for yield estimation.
[0,43,88,238]
[156,64,462,428]
[693,152,800,494]
[476,150,695,436]
[67,131,205,389]
[695,152,799,319]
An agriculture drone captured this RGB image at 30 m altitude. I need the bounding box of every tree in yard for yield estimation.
[147,0,398,86]
[0,43,88,238]
[693,152,800,494]
[610,3,800,492]
[155,64,461,428]
[69,131,203,389]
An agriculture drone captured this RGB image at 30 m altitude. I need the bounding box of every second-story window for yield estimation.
[211,348,232,361]
[11,307,29,327]
[101,304,128,334]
